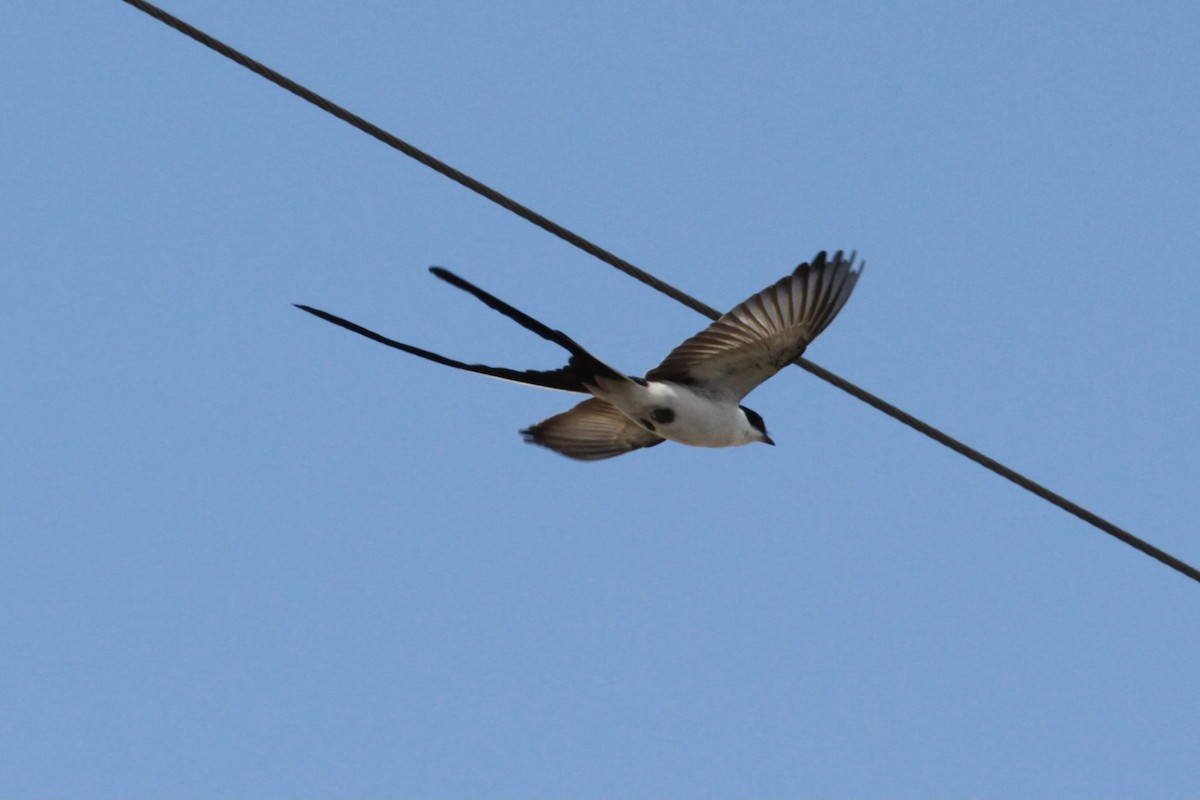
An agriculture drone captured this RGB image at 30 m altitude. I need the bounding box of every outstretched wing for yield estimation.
[645,250,862,401]
[521,398,664,461]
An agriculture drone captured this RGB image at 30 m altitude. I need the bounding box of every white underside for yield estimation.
[591,378,755,448]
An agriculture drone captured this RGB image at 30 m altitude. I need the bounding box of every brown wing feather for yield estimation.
[645,250,862,400]
[521,398,665,461]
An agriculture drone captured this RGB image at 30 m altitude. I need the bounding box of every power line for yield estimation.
[118,0,1199,586]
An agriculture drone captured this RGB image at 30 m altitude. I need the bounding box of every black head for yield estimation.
[739,405,774,446]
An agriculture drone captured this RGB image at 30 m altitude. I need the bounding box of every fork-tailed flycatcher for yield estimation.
[296,250,862,460]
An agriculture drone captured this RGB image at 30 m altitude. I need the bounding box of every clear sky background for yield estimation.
[4,1,1199,797]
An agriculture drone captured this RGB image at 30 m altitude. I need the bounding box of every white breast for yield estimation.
[593,379,752,448]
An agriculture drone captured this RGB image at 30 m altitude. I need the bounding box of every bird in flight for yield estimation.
[296,250,862,460]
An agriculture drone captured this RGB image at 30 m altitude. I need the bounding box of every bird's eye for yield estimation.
[650,407,675,424]
[740,405,768,435]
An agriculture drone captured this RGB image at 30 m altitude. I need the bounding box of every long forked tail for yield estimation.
[295,267,625,393]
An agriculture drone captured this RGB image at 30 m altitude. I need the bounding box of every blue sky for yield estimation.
[4,1,1199,796]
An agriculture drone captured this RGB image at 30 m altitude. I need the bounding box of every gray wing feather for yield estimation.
[521,398,664,461]
[646,250,862,400]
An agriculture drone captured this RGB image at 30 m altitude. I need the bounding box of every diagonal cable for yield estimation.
[117,0,1199,585]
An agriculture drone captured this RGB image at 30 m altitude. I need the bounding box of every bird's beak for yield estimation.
[761,434,775,446]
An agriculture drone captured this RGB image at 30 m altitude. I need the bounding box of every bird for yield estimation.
[296,250,862,460]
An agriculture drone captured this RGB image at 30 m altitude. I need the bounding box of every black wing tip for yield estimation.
[797,249,864,274]
[518,421,631,461]
[520,424,558,449]
[517,425,576,459]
